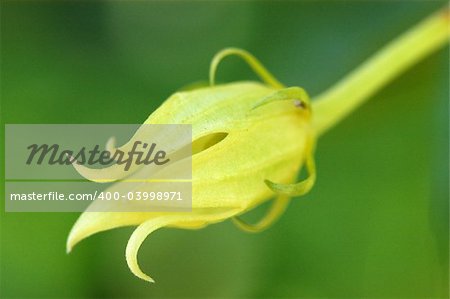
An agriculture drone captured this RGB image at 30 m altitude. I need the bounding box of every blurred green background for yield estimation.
[1,1,448,298]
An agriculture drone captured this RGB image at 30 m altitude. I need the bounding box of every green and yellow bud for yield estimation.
[67,49,316,282]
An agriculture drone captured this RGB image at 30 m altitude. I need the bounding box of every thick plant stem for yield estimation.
[312,8,449,136]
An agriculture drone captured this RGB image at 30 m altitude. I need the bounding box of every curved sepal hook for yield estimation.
[232,151,316,232]
[232,195,291,233]
[209,48,284,89]
[266,152,316,196]
[252,86,311,111]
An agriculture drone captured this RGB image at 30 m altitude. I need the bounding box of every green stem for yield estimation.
[312,8,449,136]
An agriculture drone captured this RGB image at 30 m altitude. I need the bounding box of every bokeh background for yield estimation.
[1,1,448,298]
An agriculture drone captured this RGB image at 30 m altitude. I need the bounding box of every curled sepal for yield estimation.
[71,126,192,183]
[125,208,241,282]
[70,160,138,183]
[265,152,316,196]
[69,136,144,183]
[232,195,290,233]
[253,87,311,111]
[209,48,284,89]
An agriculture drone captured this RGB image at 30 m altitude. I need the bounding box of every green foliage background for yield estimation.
[1,1,448,298]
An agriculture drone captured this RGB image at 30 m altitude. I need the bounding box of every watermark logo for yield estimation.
[26,141,170,170]
[5,124,192,212]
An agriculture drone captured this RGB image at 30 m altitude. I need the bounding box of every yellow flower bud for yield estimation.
[67,48,316,282]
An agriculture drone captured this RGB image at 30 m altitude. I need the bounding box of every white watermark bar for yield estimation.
[5,124,192,212]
